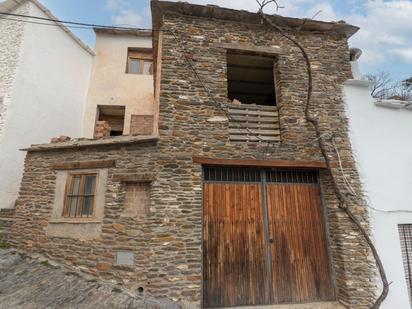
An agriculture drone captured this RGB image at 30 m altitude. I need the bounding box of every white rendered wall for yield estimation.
[0,2,28,141]
[83,33,154,138]
[344,65,412,309]
[0,1,93,209]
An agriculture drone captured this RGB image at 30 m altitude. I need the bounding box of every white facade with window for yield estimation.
[344,58,412,309]
[0,0,94,209]
[82,29,154,138]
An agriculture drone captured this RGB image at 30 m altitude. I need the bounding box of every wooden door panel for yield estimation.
[266,184,335,303]
[203,183,269,308]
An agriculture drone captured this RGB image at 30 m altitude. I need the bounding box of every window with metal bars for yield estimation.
[203,166,318,184]
[62,174,97,218]
[266,169,318,184]
[399,224,412,306]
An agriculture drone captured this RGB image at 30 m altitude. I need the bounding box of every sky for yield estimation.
[38,0,412,81]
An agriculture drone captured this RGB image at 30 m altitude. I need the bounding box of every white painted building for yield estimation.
[83,28,154,138]
[0,0,94,209]
[344,51,412,309]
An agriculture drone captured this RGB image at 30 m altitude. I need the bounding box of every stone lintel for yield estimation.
[50,160,116,170]
[214,42,284,56]
[112,174,155,183]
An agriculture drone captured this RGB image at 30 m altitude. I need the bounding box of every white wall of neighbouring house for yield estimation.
[0,0,94,209]
[83,32,154,138]
[344,62,412,309]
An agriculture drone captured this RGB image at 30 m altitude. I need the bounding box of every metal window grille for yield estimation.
[399,224,412,306]
[203,166,262,183]
[203,166,318,184]
[266,169,318,184]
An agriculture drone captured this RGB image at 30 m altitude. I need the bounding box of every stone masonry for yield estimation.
[9,2,376,309]
[0,2,28,140]
[0,208,16,242]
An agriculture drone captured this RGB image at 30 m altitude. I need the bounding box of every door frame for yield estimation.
[200,165,337,308]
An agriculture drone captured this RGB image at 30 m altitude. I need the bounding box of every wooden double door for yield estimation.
[203,167,335,308]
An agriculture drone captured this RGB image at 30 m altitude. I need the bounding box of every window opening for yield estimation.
[63,174,97,218]
[96,105,125,136]
[227,52,276,106]
[127,48,153,75]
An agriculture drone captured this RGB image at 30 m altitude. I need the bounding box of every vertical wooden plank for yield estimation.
[266,183,335,303]
[203,183,268,308]
[62,175,73,217]
[76,175,86,217]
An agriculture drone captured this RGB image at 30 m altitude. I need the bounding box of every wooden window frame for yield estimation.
[62,173,98,218]
[126,49,153,75]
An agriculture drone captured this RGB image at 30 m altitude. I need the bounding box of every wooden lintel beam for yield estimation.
[192,157,336,169]
[50,160,115,170]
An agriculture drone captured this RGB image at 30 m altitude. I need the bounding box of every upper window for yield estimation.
[129,58,141,74]
[227,53,276,106]
[63,174,97,218]
[127,48,153,75]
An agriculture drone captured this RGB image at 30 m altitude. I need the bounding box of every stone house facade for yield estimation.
[9,1,378,308]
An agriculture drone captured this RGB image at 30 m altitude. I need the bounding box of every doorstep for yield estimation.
[218,302,345,309]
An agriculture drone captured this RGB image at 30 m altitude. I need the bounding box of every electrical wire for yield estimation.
[0,11,153,31]
[0,15,94,29]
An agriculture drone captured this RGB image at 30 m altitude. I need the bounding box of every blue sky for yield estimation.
[38,0,412,81]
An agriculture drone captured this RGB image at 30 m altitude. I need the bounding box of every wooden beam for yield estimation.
[214,42,284,55]
[192,157,331,169]
[153,30,163,136]
[50,160,116,170]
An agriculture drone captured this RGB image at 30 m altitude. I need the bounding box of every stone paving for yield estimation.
[0,249,183,309]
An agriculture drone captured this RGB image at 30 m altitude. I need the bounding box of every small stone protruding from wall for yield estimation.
[94,121,111,139]
[50,136,71,143]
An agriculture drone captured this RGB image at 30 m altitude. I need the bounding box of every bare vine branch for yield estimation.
[256,2,389,308]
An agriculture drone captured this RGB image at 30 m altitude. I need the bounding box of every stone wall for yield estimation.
[0,208,16,242]
[0,2,28,140]
[10,10,376,309]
